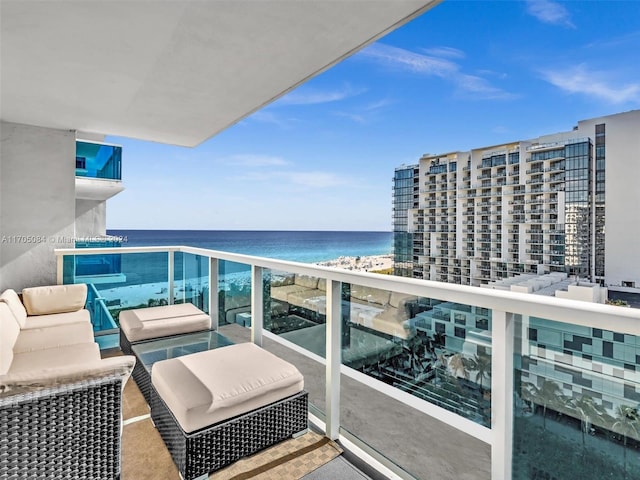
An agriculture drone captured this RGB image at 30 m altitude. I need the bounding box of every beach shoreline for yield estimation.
[312,254,393,273]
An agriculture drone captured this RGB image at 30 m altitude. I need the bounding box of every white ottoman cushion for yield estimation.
[120,303,211,342]
[152,343,304,433]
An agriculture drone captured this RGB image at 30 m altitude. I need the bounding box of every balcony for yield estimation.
[47,245,640,480]
[75,140,124,200]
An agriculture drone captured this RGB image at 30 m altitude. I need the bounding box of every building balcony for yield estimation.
[75,140,124,200]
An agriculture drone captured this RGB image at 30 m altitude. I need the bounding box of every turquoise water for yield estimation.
[107,229,392,263]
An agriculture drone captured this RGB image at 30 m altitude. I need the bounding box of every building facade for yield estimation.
[393,110,640,292]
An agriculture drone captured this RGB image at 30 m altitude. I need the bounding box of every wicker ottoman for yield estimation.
[150,343,308,480]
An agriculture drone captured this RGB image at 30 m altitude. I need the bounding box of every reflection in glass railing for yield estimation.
[174,252,209,313]
[513,316,640,479]
[75,140,122,180]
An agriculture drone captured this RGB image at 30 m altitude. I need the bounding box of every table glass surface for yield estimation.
[131,330,234,372]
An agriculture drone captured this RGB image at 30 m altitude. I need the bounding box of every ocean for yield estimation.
[107,230,393,264]
[94,230,393,300]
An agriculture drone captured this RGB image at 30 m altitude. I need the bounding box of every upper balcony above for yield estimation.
[75,140,124,201]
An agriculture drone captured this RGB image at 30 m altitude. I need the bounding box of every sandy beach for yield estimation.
[313,254,393,273]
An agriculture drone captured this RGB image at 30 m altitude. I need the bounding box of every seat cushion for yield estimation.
[9,342,101,374]
[13,321,95,353]
[22,309,91,329]
[152,343,304,433]
[21,284,87,316]
[120,303,211,342]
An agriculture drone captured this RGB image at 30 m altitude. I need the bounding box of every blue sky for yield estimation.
[107,0,640,232]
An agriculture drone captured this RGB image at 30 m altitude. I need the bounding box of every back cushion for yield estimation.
[22,284,87,316]
[294,275,319,289]
[0,303,21,374]
[0,289,28,328]
[350,285,391,306]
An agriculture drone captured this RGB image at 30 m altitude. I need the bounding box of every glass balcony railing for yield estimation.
[54,245,640,480]
[75,140,122,180]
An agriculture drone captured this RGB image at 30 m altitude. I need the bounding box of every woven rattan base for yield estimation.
[150,387,308,480]
[0,376,124,480]
[120,330,154,404]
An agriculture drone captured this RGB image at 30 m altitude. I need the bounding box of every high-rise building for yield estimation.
[394,110,640,293]
[392,164,419,277]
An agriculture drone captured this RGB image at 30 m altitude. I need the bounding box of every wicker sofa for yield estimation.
[0,285,135,479]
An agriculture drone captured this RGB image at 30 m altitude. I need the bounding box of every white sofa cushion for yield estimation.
[120,303,211,342]
[22,284,87,316]
[23,309,91,329]
[13,321,95,354]
[9,342,101,374]
[152,343,304,433]
[0,355,135,396]
[0,289,28,328]
[0,303,21,374]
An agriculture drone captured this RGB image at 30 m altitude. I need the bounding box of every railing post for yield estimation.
[209,258,219,330]
[492,310,514,480]
[251,265,263,347]
[168,251,174,305]
[56,254,63,285]
[326,279,342,441]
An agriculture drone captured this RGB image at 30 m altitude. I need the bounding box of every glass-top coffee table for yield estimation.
[130,330,234,403]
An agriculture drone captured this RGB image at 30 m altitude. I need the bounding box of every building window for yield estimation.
[622,281,635,288]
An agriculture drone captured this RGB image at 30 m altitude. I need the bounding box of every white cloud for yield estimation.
[422,46,466,59]
[542,64,640,104]
[455,74,517,100]
[246,110,297,129]
[333,97,395,124]
[358,43,513,100]
[360,43,457,77]
[525,0,575,29]
[277,84,365,106]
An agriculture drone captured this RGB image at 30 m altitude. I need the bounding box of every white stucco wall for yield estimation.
[0,122,76,291]
[577,111,640,289]
[75,199,107,238]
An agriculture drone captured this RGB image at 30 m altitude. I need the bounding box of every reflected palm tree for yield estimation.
[468,353,491,394]
[612,405,640,479]
[571,395,605,452]
[522,379,561,431]
[448,353,469,380]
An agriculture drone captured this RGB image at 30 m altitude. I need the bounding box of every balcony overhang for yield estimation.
[75,177,125,201]
[0,0,441,147]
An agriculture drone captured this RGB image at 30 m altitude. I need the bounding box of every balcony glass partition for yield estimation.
[218,260,252,327]
[265,270,327,348]
[62,250,170,332]
[513,316,640,479]
[75,140,122,180]
[174,252,209,313]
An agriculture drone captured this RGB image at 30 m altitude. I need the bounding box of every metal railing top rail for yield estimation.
[55,246,640,335]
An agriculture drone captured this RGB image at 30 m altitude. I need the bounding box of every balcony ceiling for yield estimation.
[0,0,440,147]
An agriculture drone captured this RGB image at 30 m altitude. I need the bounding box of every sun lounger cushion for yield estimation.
[152,342,304,433]
[120,303,211,342]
